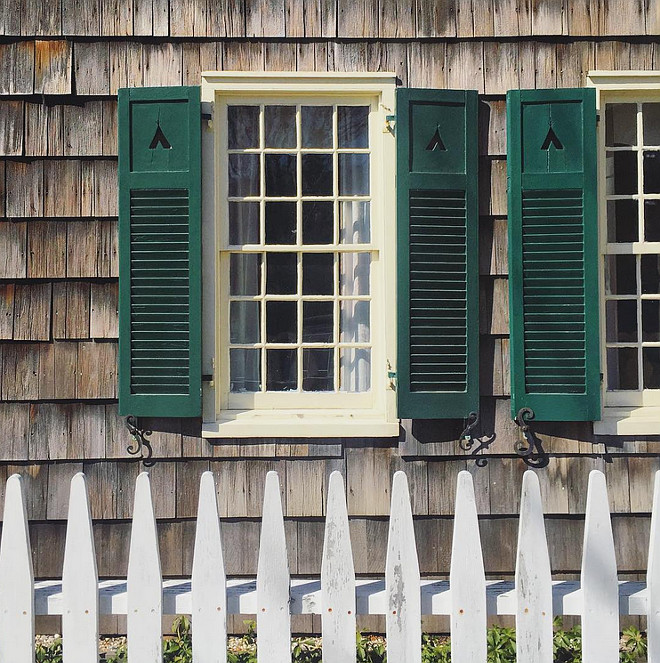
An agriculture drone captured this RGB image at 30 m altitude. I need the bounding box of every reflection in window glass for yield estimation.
[606,348,637,391]
[226,103,373,394]
[606,300,637,343]
[607,199,638,243]
[605,103,636,147]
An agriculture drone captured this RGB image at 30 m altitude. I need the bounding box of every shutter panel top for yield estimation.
[507,88,600,422]
[396,88,479,420]
[118,86,202,418]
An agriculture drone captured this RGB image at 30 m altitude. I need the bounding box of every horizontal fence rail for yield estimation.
[0,468,659,662]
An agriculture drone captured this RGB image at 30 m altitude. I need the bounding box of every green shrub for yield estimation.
[30,617,648,662]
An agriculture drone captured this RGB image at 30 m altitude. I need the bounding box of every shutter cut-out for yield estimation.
[396,88,479,419]
[507,88,599,421]
[118,87,202,417]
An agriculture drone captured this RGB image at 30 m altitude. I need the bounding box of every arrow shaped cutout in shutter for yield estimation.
[148,121,172,149]
[425,126,447,151]
[540,126,563,151]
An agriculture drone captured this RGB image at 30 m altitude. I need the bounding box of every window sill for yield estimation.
[202,409,400,438]
[594,407,660,435]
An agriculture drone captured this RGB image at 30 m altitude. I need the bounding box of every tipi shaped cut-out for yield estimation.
[149,122,172,150]
[540,126,563,151]
[425,127,447,152]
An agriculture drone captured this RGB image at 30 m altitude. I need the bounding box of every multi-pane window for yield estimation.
[222,102,374,399]
[603,100,660,402]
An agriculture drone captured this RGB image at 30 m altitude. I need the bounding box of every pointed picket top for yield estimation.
[0,474,34,663]
[192,471,227,663]
[62,473,99,663]
[385,471,421,663]
[321,471,355,663]
[515,471,552,663]
[127,472,162,663]
[450,470,486,663]
[648,471,660,662]
[581,470,618,663]
[256,471,290,663]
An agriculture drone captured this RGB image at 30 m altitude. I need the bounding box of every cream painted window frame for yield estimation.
[589,71,660,435]
[199,72,399,438]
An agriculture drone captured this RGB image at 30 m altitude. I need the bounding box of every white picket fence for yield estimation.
[0,468,659,663]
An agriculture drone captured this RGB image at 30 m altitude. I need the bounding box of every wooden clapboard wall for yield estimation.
[1,0,660,633]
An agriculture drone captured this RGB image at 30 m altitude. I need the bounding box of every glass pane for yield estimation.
[301,106,333,148]
[266,301,297,342]
[606,347,638,391]
[228,105,259,149]
[228,202,260,245]
[267,349,297,391]
[643,103,660,145]
[605,104,637,147]
[302,348,333,391]
[302,154,333,195]
[265,202,297,245]
[340,348,371,392]
[340,201,370,244]
[642,255,660,294]
[643,300,660,341]
[266,252,297,294]
[302,253,334,295]
[338,106,369,148]
[607,199,638,243]
[644,348,660,388]
[230,348,261,392]
[645,200,660,241]
[606,151,637,195]
[303,301,333,342]
[644,151,660,193]
[302,201,333,244]
[230,253,261,296]
[228,154,260,197]
[605,299,637,342]
[265,154,297,196]
[230,301,260,343]
[340,253,370,295]
[604,255,636,295]
[264,105,296,148]
[339,153,370,195]
[340,300,370,342]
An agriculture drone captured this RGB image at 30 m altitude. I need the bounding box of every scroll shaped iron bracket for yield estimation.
[514,407,536,458]
[458,411,480,452]
[125,415,155,467]
[512,407,548,467]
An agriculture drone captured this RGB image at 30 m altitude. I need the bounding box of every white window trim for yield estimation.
[589,71,660,435]
[199,72,399,438]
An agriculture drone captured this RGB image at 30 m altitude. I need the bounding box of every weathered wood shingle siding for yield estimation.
[1,0,660,633]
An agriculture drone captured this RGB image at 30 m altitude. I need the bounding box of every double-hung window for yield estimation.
[590,72,660,434]
[201,74,398,437]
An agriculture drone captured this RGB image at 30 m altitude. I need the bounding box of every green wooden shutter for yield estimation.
[507,88,600,421]
[396,88,479,419]
[118,86,202,417]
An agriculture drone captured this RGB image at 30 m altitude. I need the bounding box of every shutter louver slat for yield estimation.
[507,88,600,422]
[118,86,201,418]
[397,88,479,419]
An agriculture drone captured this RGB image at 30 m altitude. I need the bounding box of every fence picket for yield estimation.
[515,471,552,663]
[320,471,355,663]
[256,471,290,663]
[0,474,34,663]
[192,471,227,663]
[127,472,162,663]
[582,470,619,663]
[648,470,660,662]
[385,471,421,663]
[450,470,486,663]
[62,473,99,663]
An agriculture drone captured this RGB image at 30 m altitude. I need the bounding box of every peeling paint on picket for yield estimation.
[321,471,355,663]
[1,468,659,660]
[62,473,99,663]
